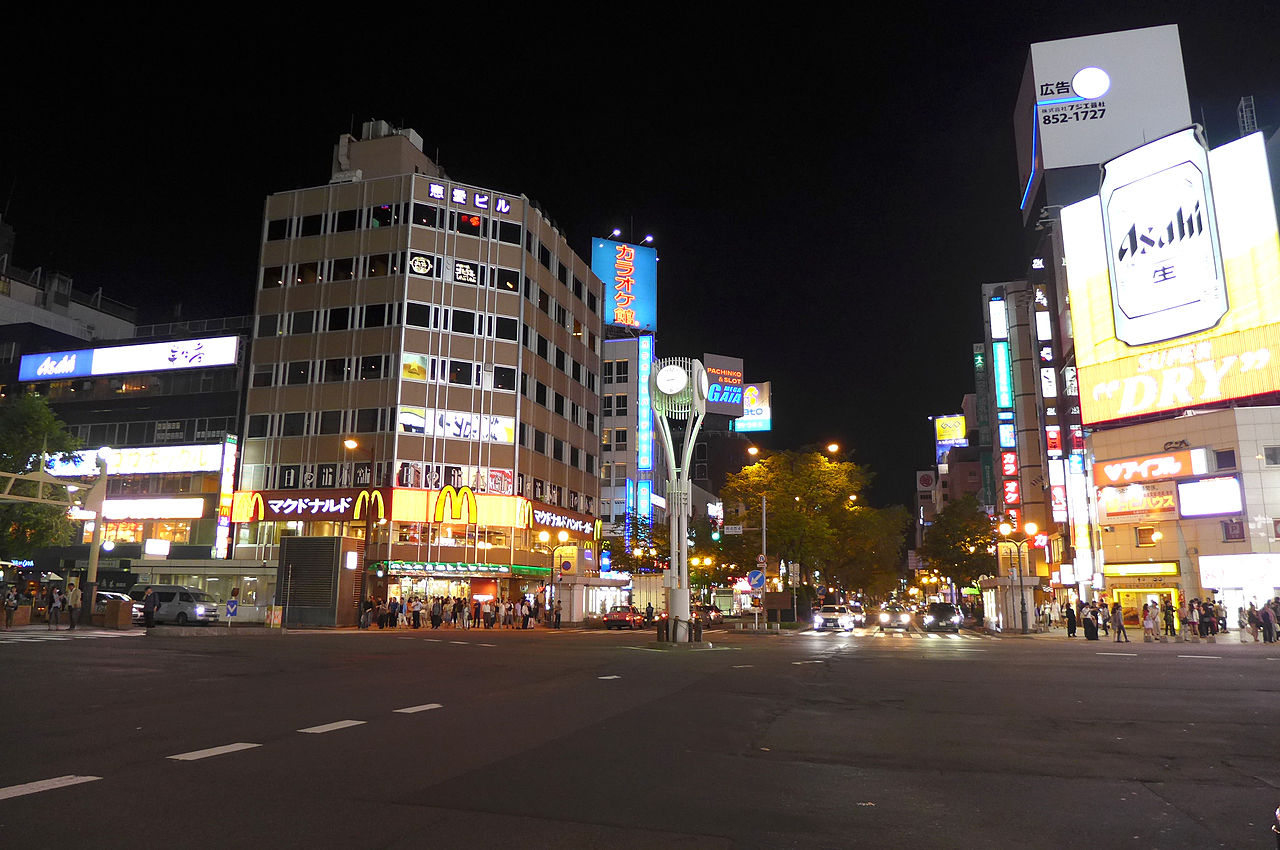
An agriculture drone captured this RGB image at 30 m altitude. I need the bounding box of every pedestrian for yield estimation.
[645,602,654,625]
[472,599,481,627]
[376,598,387,629]
[1112,601,1130,643]
[1178,600,1190,640]
[48,588,66,630]
[1163,602,1176,637]
[1098,601,1110,636]
[1260,602,1277,644]
[67,582,82,630]
[412,597,422,629]
[1064,603,1076,637]
[554,598,562,629]
[141,586,159,628]
[1083,603,1099,640]
[430,597,443,629]
[1142,603,1156,640]
[482,599,493,628]
[503,600,514,629]
[4,587,19,630]
[1246,604,1260,642]
[1050,598,1061,628]
[461,599,471,630]
[359,596,373,629]
[521,599,531,629]
[1188,600,1201,638]
[387,597,399,629]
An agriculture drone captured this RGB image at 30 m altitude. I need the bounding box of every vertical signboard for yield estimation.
[592,238,658,332]
[733,383,772,432]
[702,353,745,417]
[637,336,654,471]
[215,435,238,559]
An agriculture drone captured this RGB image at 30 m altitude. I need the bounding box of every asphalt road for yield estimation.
[2,623,1278,849]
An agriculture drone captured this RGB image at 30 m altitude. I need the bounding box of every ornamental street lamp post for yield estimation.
[999,520,1038,635]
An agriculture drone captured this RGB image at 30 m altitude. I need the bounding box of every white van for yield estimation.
[128,584,220,625]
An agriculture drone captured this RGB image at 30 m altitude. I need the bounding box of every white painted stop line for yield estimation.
[168,743,261,761]
[598,675,621,680]
[297,720,366,734]
[394,703,442,714]
[0,775,102,800]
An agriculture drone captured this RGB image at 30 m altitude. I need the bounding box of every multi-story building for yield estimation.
[231,121,605,619]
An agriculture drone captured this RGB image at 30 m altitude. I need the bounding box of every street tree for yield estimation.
[0,393,81,557]
[917,492,999,585]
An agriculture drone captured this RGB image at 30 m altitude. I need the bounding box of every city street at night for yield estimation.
[2,626,1277,848]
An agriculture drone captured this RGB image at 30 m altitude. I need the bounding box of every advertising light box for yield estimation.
[592,237,657,332]
[637,336,654,470]
[734,382,772,432]
[46,444,226,477]
[703,353,745,417]
[1063,130,1280,424]
[1176,476,1243,518]
[934,415,968,461]
[19,336,239,382]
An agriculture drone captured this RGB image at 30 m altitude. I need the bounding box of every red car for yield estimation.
[603,605,645,630]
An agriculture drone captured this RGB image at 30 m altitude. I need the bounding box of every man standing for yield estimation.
[645,602,654,625]
[141,587,159,629]
[553,598,562,629]
[67,582,82,631]
[3,587,18,631]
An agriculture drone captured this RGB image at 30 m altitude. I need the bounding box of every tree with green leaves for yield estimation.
[0,393,81,557]
[917,492,999,585]
[720,450,906,596]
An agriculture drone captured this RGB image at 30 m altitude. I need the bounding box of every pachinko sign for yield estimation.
[592,237,657,331]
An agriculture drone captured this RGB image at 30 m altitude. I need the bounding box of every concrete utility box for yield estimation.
[103,599,134,629]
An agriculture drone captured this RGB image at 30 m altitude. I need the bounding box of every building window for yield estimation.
[247,414,270,438]
[318,411,343,434]
[614,428,628,448]
[448,361,473,386]
[323,358,349,382]
[364,304,387,328]
[331,257,355,280]
[537,335,549,360]
[1135,526,1159,547]
[334,209,361,232]
[495,317,518,341]
[614,362,629,383]
[266,219,288,241]
[368,254,391,277]
[553,439,564,462]
[327,307,352,332]
[354,408,379,432]
[369,204,401,228]
[587,412,596,434]
[296,262,320,285]
[614,394,628,416]
[451,310,476,335]
[251,365,274,388]
[261,266,284,288]
[281,413,306,437]
[534,430,547,454]
[498,220,521,245]
[360,356,385,380]
[256,315,278,338]
[602,396,613,416]
[603,361,613,384]
[1264,447,1280,466]
[614,464,627,485]
[286,362,310,385]
[411,203,438,228]
[1215,449,1237,470]
[299,214,323,237]
[291,311,316,335]
[602,463,612,482]
[495,267,519,292]
[493,366,516,391]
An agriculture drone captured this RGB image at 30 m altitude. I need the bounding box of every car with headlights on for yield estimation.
[877,603,913,630]
[922,602,963,633]
[812,604,857,631]
[846,602,867,627]
[603,605,645,630]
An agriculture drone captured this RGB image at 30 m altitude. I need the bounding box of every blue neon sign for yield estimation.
[993,341,1013,409]
[592,238,657,332]
[637,336,653,471]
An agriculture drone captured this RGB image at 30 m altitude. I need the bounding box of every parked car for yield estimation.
[812,604,856,631]
[877,603,913,630]
[603,605,645,630]
[128,584,220,625]
[95,591,144,624]
[922,602,963,633]
[847,602,867,627]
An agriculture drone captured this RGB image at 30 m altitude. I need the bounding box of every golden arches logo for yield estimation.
[517,499,534,529]
[231,491,265,523]
[434,485,478,524]
[594,518,603,542]
[353,489,385,521]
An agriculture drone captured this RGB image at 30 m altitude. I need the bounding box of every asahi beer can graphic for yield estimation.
[1101,127,1227,347]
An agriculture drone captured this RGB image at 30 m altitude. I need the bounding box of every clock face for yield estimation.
[698,368,710,400]
[655,364,688,395]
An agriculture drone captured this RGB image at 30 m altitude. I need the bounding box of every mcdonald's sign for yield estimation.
[353,489,386,522]
[231,491,266,523]
[433,485,479,524]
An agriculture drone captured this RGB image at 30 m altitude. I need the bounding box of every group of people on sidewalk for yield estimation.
[1037,595,1280,643]
[39,584,82,631]
[358,595,563,630]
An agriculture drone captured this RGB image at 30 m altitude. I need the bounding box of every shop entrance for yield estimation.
[1112,587,1180,630]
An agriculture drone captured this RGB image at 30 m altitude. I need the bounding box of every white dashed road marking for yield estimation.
[1097,652,1138,657]
[0,775,102,800]
[297,720,366,734]
[598,675,622,680]
[393,703,443,714]
[167,743,261,761]
[1177,655,1221,660]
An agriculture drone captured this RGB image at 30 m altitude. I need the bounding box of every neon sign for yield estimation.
[592,238,657,332]
[637,336,654,471]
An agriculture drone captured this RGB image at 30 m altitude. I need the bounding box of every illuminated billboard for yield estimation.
[592,237,657,331]
[734,382,772,432]
[1015,25,1191,213]
[19,336,239,382]
[1062,130,1280,424]
[1176,476,1243,518]
[934,415,968,461]
[46,443,226,477]
[703,353,745,417]
[637,336,654,470]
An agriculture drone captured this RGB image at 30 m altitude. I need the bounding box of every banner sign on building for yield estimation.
[1062,130,1280,424]
[1091,447,1210,487]
[1097,480,1178,524]
[592,237,657,331]
[733,382,772,432]
[46,443,227,477]
[20,336,239,382]
[637,336,654,470]
[703,353,745,417]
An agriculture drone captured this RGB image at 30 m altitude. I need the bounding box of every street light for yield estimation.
[747,446,759,457]
[998,520,1038,635]
[541,530,571,619]
[826,443,840,454]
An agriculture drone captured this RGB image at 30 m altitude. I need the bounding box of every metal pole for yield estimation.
[1019,541,1029,634]
[758,494,766,631]
[82,455,109,627]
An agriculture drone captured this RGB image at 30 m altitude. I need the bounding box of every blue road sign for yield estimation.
[225,598,238,618]
[747,570,766,590]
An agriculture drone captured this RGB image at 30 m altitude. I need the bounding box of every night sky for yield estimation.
[4,6,1279,508]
